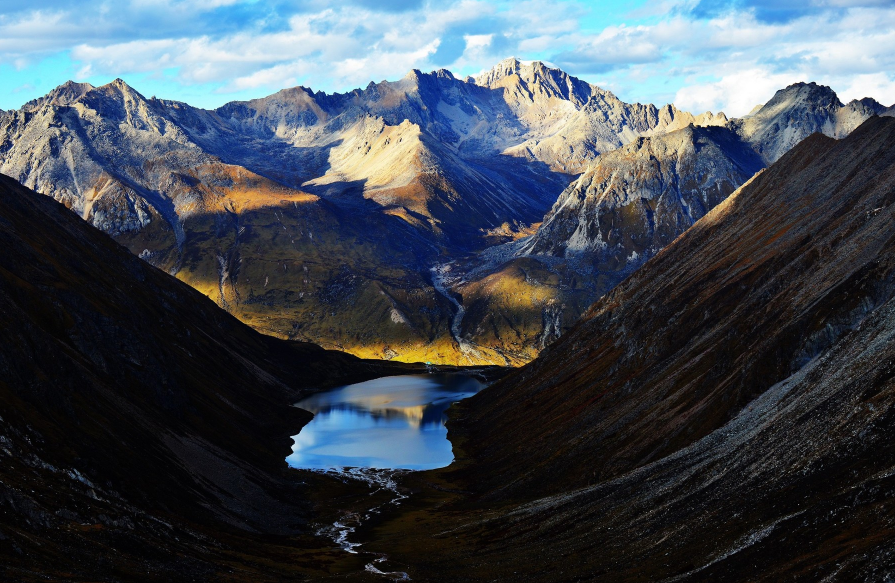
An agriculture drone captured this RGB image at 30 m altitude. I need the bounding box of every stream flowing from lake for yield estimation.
[287,373,485,580]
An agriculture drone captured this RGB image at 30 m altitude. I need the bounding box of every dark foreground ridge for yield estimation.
[0,173,419,581]
[361,116,895,580]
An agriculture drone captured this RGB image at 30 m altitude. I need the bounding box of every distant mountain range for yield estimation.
[2,58,892,364]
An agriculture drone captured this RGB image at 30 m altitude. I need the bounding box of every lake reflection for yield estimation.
[287,374,484,470]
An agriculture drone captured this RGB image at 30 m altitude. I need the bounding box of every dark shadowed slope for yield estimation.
[363,116,895,580]
[460,116,895,498]
[0,173,413,581]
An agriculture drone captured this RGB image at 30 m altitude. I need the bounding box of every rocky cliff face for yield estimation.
[477,58,728,174]
[367,115,895,582]
[523,125,764,264]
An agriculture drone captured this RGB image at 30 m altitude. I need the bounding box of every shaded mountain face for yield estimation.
[0,173,414,580]
[366,115,895,582]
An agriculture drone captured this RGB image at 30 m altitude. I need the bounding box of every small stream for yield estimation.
[289,374,486,580]
[430,263,479,357]
[313,468,411,580]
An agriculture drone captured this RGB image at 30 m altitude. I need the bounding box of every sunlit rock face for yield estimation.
[522,125,765,267]
[473,58,729,174]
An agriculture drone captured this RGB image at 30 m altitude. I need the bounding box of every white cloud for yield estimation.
[568,3,895,114]
[674,68,804,116]
[839,72,895,105]
[2,0,895,114]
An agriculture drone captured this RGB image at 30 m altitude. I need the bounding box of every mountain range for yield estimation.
[3,58,895,581]
[6,109,894,583]
[1,59,893,365]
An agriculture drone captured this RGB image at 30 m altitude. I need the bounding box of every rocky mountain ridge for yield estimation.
[1,61,892,364]
[733,80,891,162]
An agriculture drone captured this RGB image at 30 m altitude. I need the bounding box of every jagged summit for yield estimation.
[86,78,154,107]
[17,78,156,117]
[109,77,137,90]
[472,57,594,106]
[21,80,94,111]
[473,56,529,84]
[473,57,558,85]
[433,68,455,80]
[759,81,843,115]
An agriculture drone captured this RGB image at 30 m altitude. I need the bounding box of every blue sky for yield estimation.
[1,0,893,116]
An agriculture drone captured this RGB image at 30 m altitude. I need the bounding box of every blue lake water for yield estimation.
[287,374,485,471]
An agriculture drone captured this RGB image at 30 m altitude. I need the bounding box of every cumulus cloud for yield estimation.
[674,68,803,115]
[13,0,580,95]
[556,1,895,115]
[1,0,894,114]
[553,25,664,73]
[839,72,895,106]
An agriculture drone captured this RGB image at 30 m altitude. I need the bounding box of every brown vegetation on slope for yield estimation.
[460,116,895,498]
[360,116,895,581]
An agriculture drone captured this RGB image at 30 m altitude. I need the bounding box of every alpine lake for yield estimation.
[287,374,485,471]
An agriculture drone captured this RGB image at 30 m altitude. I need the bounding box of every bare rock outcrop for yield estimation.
[522,125,764,269]
[733,81,888,162]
